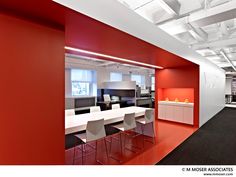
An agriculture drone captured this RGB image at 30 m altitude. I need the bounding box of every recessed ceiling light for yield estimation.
[65,46,163,69]
[196,48,216,56]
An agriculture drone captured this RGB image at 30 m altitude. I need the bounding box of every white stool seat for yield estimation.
[74,133,87,143]
[112,113,136,131]
[73,118,108,164]
[138,109,154,124]
[136,118,146,124]
[136,109,156,145]
[111,112,141,155]
[112,124,125,131]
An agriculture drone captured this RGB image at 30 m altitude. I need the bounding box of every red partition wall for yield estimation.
[0,14,65,164]
[0,1,201,165]
[155,65,200,127]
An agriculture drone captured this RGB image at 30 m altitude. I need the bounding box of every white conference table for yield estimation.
[65,106,149,135]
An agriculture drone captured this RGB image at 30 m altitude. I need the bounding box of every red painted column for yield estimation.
[0,14,65,164]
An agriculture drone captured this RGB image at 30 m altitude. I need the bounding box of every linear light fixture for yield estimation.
[220,50,236,71]
[65,46,163,69]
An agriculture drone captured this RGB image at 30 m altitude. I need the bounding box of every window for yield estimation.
[131,74,145,89]
[110,72,122,81]
[151,76,155,91]
[72,82,90,96]
[71,69,96,96]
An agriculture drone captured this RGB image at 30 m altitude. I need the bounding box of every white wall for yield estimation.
[225,78,232,94]
[199,63,225,126]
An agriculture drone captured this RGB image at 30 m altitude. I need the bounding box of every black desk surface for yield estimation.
[97,100,127,104]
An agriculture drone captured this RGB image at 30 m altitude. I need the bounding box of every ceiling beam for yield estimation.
[187,23,208,41]
[133,0,155,10]
[159,0,236,35]
[191,37,236,50]
[156,0,180,16]
[210,0,231,7]
[220,50,236,71]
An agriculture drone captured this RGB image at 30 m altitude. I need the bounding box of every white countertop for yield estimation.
[65,106,149,135]
[158,101,194,107]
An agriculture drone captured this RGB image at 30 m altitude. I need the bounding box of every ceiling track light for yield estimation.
[220,50,236,71]
[65,46,163,69]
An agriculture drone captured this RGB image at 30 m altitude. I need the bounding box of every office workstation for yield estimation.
[63,43,200,165]
[64,55,157,164]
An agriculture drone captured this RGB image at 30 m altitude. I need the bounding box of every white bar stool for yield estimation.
[136,109,156,146]
[74,118,108,164]
[111,113,141,160]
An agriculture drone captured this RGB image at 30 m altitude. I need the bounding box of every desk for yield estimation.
[65,106,148,135]
[136,97,152,108]
[96,100,133,110]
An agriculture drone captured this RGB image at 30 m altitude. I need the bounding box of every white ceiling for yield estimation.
[117,0,236,71]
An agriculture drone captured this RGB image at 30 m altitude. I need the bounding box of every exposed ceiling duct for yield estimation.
[191,37,236,50]
[159,0,236,35]
[116,0,236,72]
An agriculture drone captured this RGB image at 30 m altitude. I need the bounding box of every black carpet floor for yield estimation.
[157,107,236,165]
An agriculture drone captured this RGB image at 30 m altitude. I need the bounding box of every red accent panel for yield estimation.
[160,88,194,102]
[157,89,163,101]
[0,0,65,29]
[65,10,194,68]
[0,1,201,164]
[0,14,65,164]
[156,66,199,127]
[0,0,197,68]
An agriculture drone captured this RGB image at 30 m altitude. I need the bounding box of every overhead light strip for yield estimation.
[65,46,163,69]
[220,50,236,71]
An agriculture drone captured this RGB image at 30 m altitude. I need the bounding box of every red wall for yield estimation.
[0,14,65,164]
[0,4,200,164]
[155,66,199,127]
[159,88,194,102]
[65,10,194,68]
